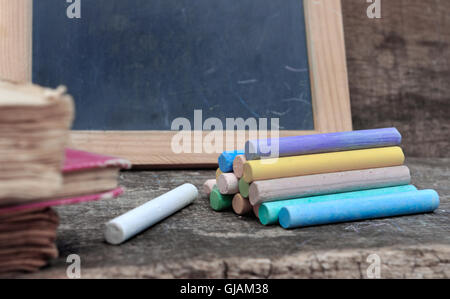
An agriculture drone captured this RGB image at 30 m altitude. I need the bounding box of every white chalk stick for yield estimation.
[202,179,216,196]
[217,173,239,195]
[104,183,198,245]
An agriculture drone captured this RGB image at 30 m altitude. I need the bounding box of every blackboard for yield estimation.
[33,0,314,131]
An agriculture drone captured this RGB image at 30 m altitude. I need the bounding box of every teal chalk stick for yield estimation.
[279,189,439,229]
[258,185,417,226]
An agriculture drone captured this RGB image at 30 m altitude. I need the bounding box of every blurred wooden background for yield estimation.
[1,1,447,158]
[342,0,449,157]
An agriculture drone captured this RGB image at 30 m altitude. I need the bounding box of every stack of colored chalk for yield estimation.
[203,128,440,229]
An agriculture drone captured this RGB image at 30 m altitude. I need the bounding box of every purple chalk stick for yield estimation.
[245,128,402,160]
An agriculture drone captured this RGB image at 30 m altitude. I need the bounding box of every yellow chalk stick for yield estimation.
[243,147,405,183]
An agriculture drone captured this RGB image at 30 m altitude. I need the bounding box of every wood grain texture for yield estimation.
[18,158,449,278]
[69,131,317,167]
[304,0,353,132]
[0,0,32,82]
[342,0,450,157]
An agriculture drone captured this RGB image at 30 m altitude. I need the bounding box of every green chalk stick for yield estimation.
[259,185,418,226]
[210,187,233,211]
[239,178,250,198]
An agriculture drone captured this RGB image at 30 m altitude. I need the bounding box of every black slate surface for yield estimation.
[33,0,313,131]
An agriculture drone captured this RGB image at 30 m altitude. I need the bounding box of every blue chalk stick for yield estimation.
[279,189,439,229]
[245,128,402,160]
[218,150,245,172]
[259,185,417,226]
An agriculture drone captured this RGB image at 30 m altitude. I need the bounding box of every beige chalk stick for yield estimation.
[202,179,216,197]
[249,166,411,205]
[253,204,261,218]
[233,155,247,178]
[218,173,239,195]
[232,193,252,215]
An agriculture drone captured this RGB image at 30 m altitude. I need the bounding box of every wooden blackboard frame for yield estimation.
[0,0,352,167]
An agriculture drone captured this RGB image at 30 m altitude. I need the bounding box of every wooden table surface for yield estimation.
[24,158,449,278]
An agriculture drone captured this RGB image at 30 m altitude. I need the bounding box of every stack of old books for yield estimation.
[0,147,131,276]
[0,207,59,275]
[0,80,73,276]
[0,81,131,277]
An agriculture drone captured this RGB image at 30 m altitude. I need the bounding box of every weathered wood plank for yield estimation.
[0,0,32,82]
[342,0,450,157]
[21,158,450,278]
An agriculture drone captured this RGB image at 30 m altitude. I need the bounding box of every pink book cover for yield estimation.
[0,149,131,215]
[63,148,132,172]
